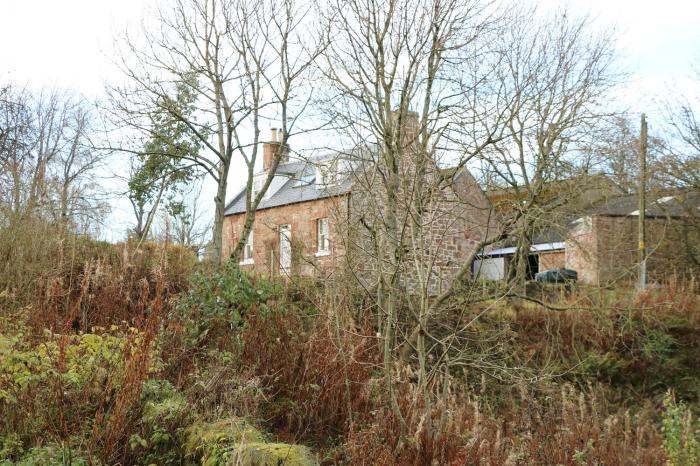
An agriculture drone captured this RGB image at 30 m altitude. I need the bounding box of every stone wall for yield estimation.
[346,168,497,295]
[565,216,599,285]
[418,170,497,294]
[539,251,565,271]
[566,215,700,286]
[222,195,348,277]
[595,215,700,285]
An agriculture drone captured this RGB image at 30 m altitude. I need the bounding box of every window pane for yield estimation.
[243,230,253,259]
[317,218,329,252]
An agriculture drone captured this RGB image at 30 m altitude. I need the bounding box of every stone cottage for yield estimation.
[222,131,496,291]
[222,133,351,277]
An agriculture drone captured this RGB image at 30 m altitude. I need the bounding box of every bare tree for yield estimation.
[582,115,666,193]
[663,66,700,192]
[153,180,212,255]
[318,0,508,447]
[0,84,105,231]
[109,0,324,266]
[52,101,106,231]
[317,2,620,452]
[0,84,32,220]
[659,66,700,267]
[478,8,619,286]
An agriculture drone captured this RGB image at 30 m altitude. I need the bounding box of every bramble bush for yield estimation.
[172,263,277,353]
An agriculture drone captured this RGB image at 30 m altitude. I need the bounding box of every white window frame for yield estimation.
[279,224,292,273]
[315,218,330,256]
[315,161,339,189]
[240,229,254,265]
[251,177,264,200]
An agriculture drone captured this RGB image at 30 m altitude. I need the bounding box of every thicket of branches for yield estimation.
[0,84,106,231]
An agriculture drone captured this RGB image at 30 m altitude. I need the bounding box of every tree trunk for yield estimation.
[212,161,230,267]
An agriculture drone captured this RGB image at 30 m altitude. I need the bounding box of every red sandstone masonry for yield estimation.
[540,251,565,271]
[223,195,348,277]
[223,166,498,294]
[566,215,700,286]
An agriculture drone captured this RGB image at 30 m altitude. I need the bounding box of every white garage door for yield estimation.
[473,257,505,280]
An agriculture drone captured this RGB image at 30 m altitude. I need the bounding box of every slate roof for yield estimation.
[224,158,353,216]
[223,151,476,216]
[525,191,700,248]
[584,191,700,218]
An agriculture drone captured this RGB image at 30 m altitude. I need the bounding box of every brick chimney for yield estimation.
[390,110,419,146]
[263,128,289,171]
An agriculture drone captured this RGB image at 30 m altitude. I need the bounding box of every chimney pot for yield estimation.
[263,128,290,171]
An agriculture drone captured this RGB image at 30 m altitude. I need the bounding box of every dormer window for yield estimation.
[295,172,315,187]
[316,161,340,188]
[252,177,264,200]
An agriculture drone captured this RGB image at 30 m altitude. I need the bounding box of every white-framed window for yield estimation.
[316,218,330,255]
[315,161,339,188]
[252,177,264,199]
[241,229,254,264]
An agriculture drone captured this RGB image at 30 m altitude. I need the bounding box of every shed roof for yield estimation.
[482,242,566,257]
[584,191,700,218]
[494,190,700,252]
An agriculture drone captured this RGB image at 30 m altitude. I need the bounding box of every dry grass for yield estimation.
[1,232,696,465]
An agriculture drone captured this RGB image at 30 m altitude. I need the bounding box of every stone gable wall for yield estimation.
[346,169,497,295]
[594,215,700,285]
[566,215,700,286]
[565,216,599,285]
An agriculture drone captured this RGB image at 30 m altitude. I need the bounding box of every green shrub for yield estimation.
[0,328,127,405]
[0,444,92,466]
[184,417,267,464]
[662,391,700,466]
[0,314,156,453]
[130,379,190,465]
[581,351,627,381]
[184,417,317,466]
[173,263,276,351]
[186,418,266,448]
[0,433,23,461]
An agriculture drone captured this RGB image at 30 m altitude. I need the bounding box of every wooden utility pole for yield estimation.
[638,113,647,290]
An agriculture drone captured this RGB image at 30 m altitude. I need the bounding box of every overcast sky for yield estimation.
[1,0,699,239]
[3,0,697,99]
